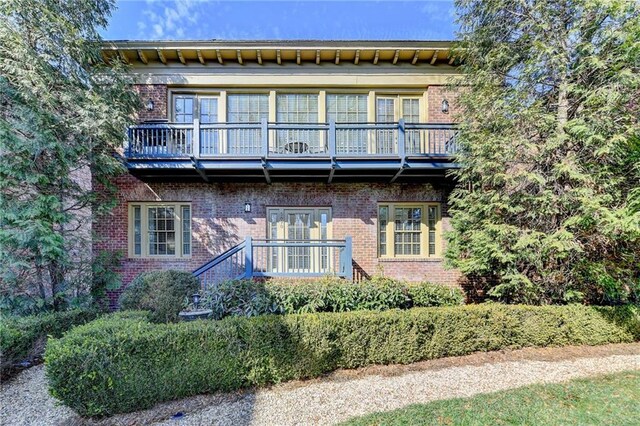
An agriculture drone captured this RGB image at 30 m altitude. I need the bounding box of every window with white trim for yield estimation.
[227,94,269,154]
[378,203,441,258]
[129,203,192,258]
[327,94,368,154]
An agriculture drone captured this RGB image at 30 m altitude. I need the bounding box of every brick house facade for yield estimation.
[97,41,463,306]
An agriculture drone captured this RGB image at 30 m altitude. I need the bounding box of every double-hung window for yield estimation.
[129,203,191,258]
[326,94,368,154]
[378,203,440,258]
[227,94,269,154]
[276,94,320,153]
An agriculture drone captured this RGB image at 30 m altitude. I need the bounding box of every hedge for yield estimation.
[0,308,98,377]
[45,304,640,417]
[197,277,464,319]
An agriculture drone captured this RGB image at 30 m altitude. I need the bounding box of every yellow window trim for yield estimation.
[378,202,442,259]
[128,202,192,259]
[166,89,428,123]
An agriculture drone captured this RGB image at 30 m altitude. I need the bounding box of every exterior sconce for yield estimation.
[145,99,155,111]
[244,202,251,213]
[441,99,449,114]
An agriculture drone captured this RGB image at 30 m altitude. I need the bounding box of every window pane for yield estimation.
[428,206,437,256]
[328,94,368,154]
[227,94,269,154]
[394,207,422,256]
[276,94,320,153]
[378,206,388,256]
[148,206,176,256]
[182,206,191,256]
[200,98,218,124]
[174,96,194,123]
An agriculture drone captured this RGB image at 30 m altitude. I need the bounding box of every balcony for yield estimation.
[124,119,459,183]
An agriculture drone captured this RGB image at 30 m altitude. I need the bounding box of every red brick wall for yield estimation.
[427,85,459,123]
[94,176,461,306]
[134,84,167,121]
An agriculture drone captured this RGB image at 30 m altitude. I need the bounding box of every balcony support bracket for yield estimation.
[261,158,272,184]
[190,157,210,183]
[328,161,336,184]
[390,159,408,183]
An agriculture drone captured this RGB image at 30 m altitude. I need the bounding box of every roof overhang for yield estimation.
[101,39,460,67]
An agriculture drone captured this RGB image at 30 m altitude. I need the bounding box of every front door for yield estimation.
[267,207,332,273]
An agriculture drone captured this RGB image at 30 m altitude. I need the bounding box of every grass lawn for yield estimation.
[343,370,640,426]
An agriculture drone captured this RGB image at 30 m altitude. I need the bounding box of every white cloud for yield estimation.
[137,0,203,40]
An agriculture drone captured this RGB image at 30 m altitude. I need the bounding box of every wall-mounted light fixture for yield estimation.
[244,202,251,213]
[441,99,449,114]
[145,99,155,111]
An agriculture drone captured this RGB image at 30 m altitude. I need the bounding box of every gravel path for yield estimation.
[1,343,639,426]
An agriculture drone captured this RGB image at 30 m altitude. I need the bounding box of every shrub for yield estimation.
[408,282,465,307]
[119,270,200,323]
[196,277,463,319]
[45,304,640,416]
[0,308,97,377]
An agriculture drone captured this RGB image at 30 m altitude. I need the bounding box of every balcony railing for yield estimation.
[126,119,458,159]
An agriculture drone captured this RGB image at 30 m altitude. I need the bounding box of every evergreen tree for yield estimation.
[447,0,640,304]
[0,0,138,310]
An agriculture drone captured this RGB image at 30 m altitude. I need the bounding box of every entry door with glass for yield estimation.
[266,208,332,274]
[376,96,421,154]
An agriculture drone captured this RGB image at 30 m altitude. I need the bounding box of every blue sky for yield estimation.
[102,1,458,41]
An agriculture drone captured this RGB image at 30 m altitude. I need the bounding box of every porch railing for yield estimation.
[126,119,458,158]
[193,236,353,289]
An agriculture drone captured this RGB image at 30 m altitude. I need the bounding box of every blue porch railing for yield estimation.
[193,236,353,289]
[126,120,458,159]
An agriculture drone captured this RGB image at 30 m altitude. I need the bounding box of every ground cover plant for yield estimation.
[193,277,464,319]
[45,303,639,417]
[343,370,640,426]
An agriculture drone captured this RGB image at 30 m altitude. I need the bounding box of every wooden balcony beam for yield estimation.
[236,50,243,65]
[354,49,360,65]
[392,49,399,65]
[335,49,341,65]
[118,50,129,64]
[448,55,455,65]
[296,49,301,65]
[256,49,263,65]
[373,49,380,64]
[176,49,186,65]
[216,49,223,64]
[430,51,438,65]
[316,49,321,64]
[411,50,420,65]
[137,50,148,64]
[157,49,167,64]
[197,49,206,65]
[276,49,281,65]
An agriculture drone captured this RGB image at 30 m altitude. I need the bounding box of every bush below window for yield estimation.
[118,270,200,323]
[0,308,98,378]
[45,304,639,417]
[197,277,464,319]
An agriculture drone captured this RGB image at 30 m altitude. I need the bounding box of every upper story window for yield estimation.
[327,94,368,154]
[174,96,194,123]
[172,95,219,123]
[228,94,269,122]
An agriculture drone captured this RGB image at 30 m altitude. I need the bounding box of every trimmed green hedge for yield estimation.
[45,304,640,417]
[0,308,98,377]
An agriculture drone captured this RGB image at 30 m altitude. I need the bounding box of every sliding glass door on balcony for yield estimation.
[275,94,322,154]
[198,97,220,155]
[376,96,421,154]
